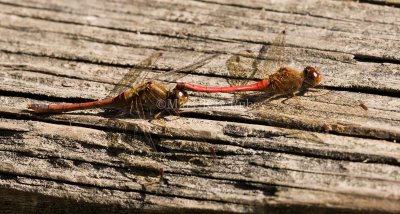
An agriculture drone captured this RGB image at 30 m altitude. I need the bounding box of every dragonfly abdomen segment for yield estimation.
[176,79,270,93]
[27,97,117,113]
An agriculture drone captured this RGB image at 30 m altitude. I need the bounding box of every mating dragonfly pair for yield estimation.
[27,31,354,121]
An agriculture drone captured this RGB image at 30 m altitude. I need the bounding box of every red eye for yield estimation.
[304,66,322,87]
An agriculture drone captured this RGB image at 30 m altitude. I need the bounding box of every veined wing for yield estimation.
[104,52,163,160]
[258,30,287,79]
[226,50,257,87]
[106,52,163,98]
[126,54,221,151]
[225,30,287,87]
[158,53,220,117]
[159,53,221,83]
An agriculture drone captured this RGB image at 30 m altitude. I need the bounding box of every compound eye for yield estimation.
[312,69,321,83]
[311,70,319,80]
[174,90,187,99]
[304,66,322,86]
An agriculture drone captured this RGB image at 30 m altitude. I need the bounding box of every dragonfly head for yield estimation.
[169,89,188,108]
[302,66,322,89]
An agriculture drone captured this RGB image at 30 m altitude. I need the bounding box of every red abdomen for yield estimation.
[176,80,270,93]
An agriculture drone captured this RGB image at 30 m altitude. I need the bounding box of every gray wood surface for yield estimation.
[0,0,399,213]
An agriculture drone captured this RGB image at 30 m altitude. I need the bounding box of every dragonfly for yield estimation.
[175,30,369,111]
[174,30,369,137]
[27,53,219,118]
[175,30,322,98]
[27,52,219,184]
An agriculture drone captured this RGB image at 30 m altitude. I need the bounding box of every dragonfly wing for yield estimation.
[258,30,287,79]
[159,54,220,83]
[133,95,158,151]
[226,50,257,100]
[226,50,257,87]
[106,53,220,152]
[106,52,163,98]
[225,30,286,88]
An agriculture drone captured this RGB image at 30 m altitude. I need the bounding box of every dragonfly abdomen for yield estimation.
[175,79,270,93]
[27,97,116,113]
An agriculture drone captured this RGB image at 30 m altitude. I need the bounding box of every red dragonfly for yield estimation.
[26,52,219,184]
[27,53,219,118]
[175,30,322,98]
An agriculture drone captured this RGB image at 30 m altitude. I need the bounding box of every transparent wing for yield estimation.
[258,30,287,79]
[226,50,257,87]
[163,54,221,116]
[158,54,220,83]
[225,30,287,87]
[106,52,163,98]
[133,95,158,151]
[103,53,162,157]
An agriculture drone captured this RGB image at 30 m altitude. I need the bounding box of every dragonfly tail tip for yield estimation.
[27,103,49,113]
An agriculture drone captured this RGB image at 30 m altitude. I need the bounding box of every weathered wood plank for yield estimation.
[335,0,400,7]
[0,4,399,94]
[2,73,400,142]
[1,115,400,213]
[2,99,400,163]
[0,14,399,140]
[1,0,399,61]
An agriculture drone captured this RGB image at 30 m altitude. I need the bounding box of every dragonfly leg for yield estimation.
[208,146,217,163]
[150,117,167,127]
[152,111,163,120]
[158,168,168,185]
[248,94,280,111]
[301,88,330,97]
[297,87,309,96]
[281,92,296,104]
[161,105,181,117]
[148,109,168,127]
[233,92,238,103]
[307,88,320,92]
